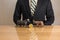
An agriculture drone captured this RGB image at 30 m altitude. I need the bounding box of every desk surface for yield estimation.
[0,25,60,40]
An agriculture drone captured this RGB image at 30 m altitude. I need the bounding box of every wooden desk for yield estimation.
[0,25,60,40]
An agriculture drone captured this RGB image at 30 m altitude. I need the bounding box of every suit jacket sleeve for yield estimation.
[44,0,55,25]
[13,0,22,25]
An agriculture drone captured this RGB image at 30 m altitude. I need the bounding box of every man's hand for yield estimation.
[33,21,44,26]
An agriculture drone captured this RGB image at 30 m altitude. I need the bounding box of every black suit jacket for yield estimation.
[13,0,55,25]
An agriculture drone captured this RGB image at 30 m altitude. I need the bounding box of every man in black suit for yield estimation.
[13,0,55,25]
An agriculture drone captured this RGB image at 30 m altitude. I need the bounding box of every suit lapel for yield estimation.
[26,0,31,12]
[35,0,41,13]
[24,0,41,14]
[24,0,31,12]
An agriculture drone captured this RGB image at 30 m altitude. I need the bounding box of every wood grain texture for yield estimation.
[0,25,60,40]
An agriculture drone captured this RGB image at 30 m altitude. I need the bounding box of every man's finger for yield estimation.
[40,21,44,25]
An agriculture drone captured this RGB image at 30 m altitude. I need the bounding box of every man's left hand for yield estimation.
[33,21,44,26]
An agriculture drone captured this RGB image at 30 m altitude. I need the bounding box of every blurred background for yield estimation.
[0,0,60,25]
